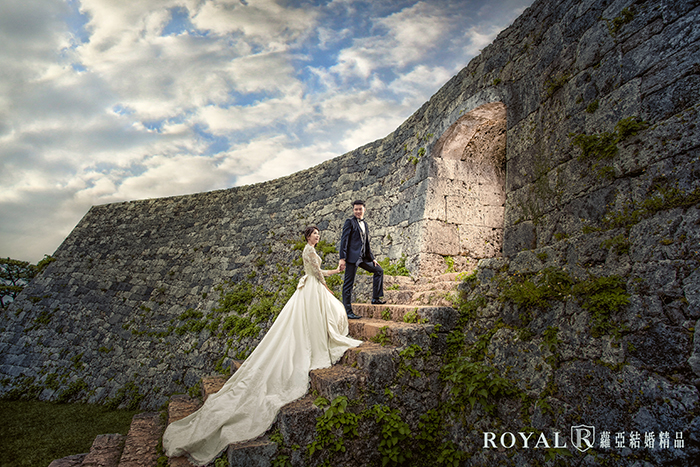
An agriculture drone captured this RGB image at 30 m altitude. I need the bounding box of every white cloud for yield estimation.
[77,33,233,118]
[110,154,230,200]
[192,0,318,46]
[461,24,505,57]
[329,1,453,80]
[376,2,452,66]
[196,90,306,134]
[391,64,455,104]
[318,91,396,124]
[339,116,402,152]
[316,26,352,50]
[228,139,337,187]
[225,52,298,94]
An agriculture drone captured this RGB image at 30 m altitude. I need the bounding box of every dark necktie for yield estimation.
[359,220,366,258]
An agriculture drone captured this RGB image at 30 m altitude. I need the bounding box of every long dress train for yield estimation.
[162,244,361,465]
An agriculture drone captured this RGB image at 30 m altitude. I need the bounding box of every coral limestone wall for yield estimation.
[0,100,508,410]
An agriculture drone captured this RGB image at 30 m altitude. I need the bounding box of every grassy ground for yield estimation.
[0,400,138,467]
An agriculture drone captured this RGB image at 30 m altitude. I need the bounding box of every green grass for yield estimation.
[0,400,138,467]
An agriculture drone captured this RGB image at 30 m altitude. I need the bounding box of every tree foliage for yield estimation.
[0,255,54,309]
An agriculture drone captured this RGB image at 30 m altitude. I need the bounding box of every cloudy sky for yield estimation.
[1,0,533,263]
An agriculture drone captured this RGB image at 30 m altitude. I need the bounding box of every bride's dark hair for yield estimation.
[304,225,319,240]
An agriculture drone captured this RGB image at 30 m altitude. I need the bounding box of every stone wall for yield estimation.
[0,139,439,408]
[1,1,699,460]
[0,95,509,409]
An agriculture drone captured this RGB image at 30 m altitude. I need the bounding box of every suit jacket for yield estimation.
[339,216,375,265]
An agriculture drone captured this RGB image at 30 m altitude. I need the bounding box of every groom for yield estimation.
[339,200,385,319]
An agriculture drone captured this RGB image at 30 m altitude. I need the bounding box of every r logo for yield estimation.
[571,425,595,452]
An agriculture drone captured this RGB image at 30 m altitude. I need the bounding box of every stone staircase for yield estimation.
[48,274,462,467]
[378,273,460,307]
[48,412,165,467]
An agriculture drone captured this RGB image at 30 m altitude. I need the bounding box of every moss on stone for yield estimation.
[606,6,635,36]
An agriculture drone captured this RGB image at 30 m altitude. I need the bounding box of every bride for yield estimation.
[162,225,362,465]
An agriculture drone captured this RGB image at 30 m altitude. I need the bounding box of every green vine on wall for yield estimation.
[303,395,466,467]
[544,73,570,98]
[378,255,410,277]
[602,185,700,232]
[441,357,518,416]
[603,6,636,37]
[308,396,359,462]
[569,116,648,180]
[496,267,630,338]
[367,404,413,466]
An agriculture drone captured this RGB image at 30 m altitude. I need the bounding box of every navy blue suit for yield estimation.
[339,216,384,314]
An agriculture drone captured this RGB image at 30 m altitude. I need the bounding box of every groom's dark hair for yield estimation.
[353,200,365,206]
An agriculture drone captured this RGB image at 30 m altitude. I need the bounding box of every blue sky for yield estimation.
[0,0,533,263]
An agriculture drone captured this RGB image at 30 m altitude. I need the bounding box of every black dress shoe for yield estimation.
[347,312,362,319]
[371,299,386,305]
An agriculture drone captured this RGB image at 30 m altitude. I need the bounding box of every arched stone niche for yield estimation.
[416,102,507,276]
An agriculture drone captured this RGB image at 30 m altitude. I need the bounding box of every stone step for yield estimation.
[227,435,277,467]
[275,394,322,448]
[384,276,458,293]
[168,456,193,467]
[348,317,435,349]
[339,342,398,391]
[383,272,459,287]
[383,275,416,288]
[201,375,228,401]
[408,290,454,307]
[399,280,458,294]
[48,454,88,467]
[48,411,164,467]
[381,273,459,308]
[167,394,201,425]
[166,394,202,467]
[231,359,243,374]
[355,273,461,305]
[310,365,365,401]
[414,272,461,284]
[117,412,164,467]
[381,289,415,304]
[382,289,453,307]
[163,304,453,466]
[81,433,126,467]
[198,358,243,401]
[168,457,192,467]
[351,303,458,330]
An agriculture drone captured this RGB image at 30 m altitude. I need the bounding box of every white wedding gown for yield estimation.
[162,244,362,465]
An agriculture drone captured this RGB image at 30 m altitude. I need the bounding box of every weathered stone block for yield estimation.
[310,365,363,401]
[48,454,88,467]
[81,433,126,467]
[689,320,700,377]
[627,322,693,373]
[276,395,322,447]
[503,221,536,257]
[227,436,276,467]
[458,224,503,259]
[118,412,164,467]
[418,219,460,257]
[488,328,552,397]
